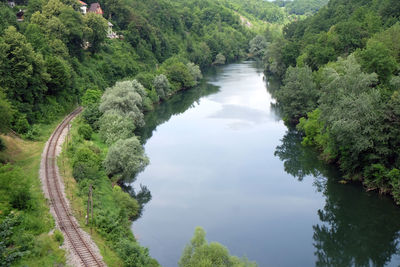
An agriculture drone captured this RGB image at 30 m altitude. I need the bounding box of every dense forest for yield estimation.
[260,0,400,204]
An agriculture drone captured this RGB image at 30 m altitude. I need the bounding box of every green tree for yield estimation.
[186,62,202,85]
[249,35,268,58]
[99,80,146,128]
[81,89,102,107]
[179,227,257,267]
[0,26,49,122]
[0,90,14,133]
[83,12,108,53]
[276,65,318,124]
[153,74,170,100]
[357,40,398,83]
[98,110,135,145]
[103,137,149,183]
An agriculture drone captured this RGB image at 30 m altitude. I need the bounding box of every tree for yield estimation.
[153,74,170,100]
[0,26,49,122]
[83,12,108,53]
[98,110,135,145]
[276,65,318,124]
[249,35,268,58]
[179,227,257,267]
[81,89,102,107]
[186,62,202,85]
[0,90,14,133]
[213,53,226,65]
[112,185,140,220]
[357,40,398,83]
[99,80,146,128]
[103,137,149,183]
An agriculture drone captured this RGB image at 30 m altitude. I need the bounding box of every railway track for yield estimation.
[43,107,105,267]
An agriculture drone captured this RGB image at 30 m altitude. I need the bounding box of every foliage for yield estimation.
[153,74,171,100]
[81,89,102,107]
[78,123,93,140]
[249,35,268,58]
[103,137,149,183]
[214,53,226,65]
[66,118,159,266]
[284,0,329,15]
[269,0,400,202]
[276,65,318,124]
[83,12,108,53]
[186,62,203,85]
[0,90,14,133]
[99,80,146,128]
[112,185,140,220]
[98,110,135,145]
[179,227,257,267]
[53,229,64,246]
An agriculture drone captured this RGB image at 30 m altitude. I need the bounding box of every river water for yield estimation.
[133,61,400,267]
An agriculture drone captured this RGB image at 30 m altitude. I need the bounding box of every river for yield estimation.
[133,61,400,267]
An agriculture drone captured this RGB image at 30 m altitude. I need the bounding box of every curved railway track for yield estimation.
[43,107,105,267]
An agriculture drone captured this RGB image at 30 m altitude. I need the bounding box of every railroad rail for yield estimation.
[43,107,105,267]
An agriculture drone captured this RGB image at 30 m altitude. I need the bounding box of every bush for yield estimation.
[14,115,30,134]
[82,104,102,130]
[78,123,93,140]
[24,124,41,141]
[53,229,64,246]
[113,186,140,220]
[72,144,100,181]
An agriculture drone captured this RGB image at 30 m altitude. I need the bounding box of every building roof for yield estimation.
[79,1,87,6]
[88,3,103,15]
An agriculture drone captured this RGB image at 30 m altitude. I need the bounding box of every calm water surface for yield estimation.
[133,62,400,267]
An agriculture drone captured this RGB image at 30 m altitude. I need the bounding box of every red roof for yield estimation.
[88,3,103,15]
[79,0,87,5]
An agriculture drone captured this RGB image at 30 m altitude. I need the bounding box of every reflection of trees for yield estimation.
[274,130,325,182]
[314,179,400,267]
[275,129,400,266]
[137,80,220,144]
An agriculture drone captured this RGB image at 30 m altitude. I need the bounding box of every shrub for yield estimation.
[53,229,64,246]
[24,124,41,141]
[78,123,93,140]
[14,115,30,134]
[82,104,102,130]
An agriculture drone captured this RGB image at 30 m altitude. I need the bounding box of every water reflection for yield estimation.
[275,129,400,266]
[138,81,220,144]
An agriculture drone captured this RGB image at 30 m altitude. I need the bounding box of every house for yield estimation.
[16,9,24,22]
[88,3,103,15]
[107,21,118,39]
[78,0,87,14]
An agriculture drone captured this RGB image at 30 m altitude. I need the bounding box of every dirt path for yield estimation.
[39,108,106,267]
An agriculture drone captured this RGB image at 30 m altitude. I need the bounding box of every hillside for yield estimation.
[262,0,400,203]
[0,0,276,265]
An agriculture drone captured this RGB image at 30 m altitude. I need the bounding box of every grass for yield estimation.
[0,116,69,267]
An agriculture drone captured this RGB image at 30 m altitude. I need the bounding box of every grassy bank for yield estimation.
[0,118,67,266]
